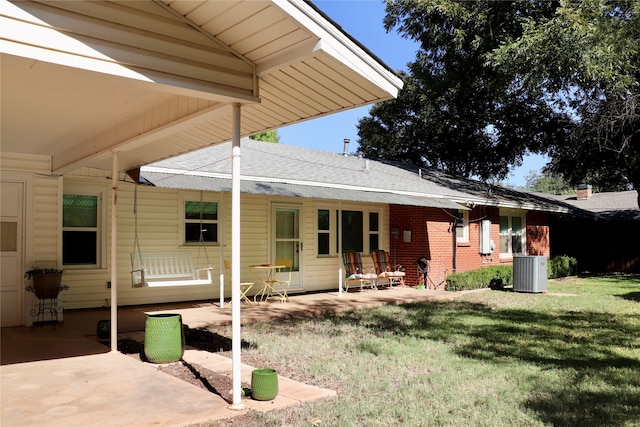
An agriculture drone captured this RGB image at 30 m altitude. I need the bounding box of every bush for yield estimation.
[548,255,577,279]
[446,266,513,291]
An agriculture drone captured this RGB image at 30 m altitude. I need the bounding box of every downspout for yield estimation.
[451,218,457,273]
[110,151,118,352]
[229,103,245,410]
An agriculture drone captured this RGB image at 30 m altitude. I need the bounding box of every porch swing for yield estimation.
[130,186,214,287]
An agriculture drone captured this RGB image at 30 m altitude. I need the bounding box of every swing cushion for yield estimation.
[135,253,213,287]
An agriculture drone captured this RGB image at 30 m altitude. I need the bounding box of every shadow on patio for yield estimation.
[1,286,463,427]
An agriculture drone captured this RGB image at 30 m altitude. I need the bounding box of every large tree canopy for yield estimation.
[358,0,639,205]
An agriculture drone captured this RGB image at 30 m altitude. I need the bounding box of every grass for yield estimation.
[215,275,640,426]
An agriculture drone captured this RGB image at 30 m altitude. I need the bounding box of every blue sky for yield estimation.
[278,0,547,188]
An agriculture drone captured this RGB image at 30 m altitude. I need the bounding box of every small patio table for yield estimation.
[249,264,287,304]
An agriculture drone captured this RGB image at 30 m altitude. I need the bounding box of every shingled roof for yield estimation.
[141,138,574,213]
[542,190,640,221]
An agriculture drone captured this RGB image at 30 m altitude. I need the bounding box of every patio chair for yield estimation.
[341,251,378,292]
[224,260,254,304]
[371,250,405,287]
[264,258,292,303]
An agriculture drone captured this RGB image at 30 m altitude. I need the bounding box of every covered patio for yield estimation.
[1,287,463,426]
[1,0,404,409]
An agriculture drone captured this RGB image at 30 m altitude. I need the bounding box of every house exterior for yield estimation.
[136,139,572,289]
[0,0,580,331]
[544,187,640,273]
[0,0,404,328]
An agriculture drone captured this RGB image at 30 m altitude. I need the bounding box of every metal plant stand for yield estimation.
[26,284,69,330]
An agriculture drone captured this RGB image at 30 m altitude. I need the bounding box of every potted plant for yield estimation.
[24,267,64,299]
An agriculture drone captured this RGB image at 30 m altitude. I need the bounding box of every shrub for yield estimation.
[446,266,513,291]
[548,255,577,279]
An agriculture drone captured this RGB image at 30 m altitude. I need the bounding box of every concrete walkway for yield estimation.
[1,287,462,426]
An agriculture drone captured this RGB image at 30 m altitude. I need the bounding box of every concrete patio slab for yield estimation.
[1,287,471,426]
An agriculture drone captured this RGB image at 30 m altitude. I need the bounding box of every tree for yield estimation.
[524,170,574,195]
[358,0,639,206]
[358,1,566,181]
[490,0,639,204]
[249,130,280,143]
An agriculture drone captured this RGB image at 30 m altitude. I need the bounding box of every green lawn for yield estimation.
[221,275,640,426]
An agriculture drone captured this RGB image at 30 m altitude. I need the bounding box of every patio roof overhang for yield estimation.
[1,0,403,174]
[140,169,467,210]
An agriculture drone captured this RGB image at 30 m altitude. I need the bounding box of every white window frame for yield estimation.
[499,208,526,258]
[456,210,469,243]
[315,204,382,256]
[62,183,107,269]
[316,207,334,256]
[179,194,220,246]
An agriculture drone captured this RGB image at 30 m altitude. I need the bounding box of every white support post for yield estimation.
[219,273,225,308]
[110,151,118,352]
[229,103,245,410]
[338,268,343,297]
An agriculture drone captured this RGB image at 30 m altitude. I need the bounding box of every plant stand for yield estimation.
[144,314,185,363]
[251,369,278,401]
[26,284,69,330]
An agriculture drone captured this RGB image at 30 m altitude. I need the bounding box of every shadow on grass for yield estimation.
[108,326,256,356]
[617,291,640,302]
[335,301,640,426]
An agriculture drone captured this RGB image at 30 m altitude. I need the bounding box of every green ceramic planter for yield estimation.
[144,314,184,364]
[251,368,278,401]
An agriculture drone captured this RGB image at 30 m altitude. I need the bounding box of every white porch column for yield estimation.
[110,151,118,352]
[229,103,245,410]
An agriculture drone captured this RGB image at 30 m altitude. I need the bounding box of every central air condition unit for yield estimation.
[513,256,547,293]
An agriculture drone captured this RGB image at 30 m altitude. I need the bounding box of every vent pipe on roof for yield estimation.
[343,138,350,156]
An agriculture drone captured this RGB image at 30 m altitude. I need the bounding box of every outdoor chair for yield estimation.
[264,258,292,303]
[371,250,405,287]
[341,251,378,292]
[224,259,254,304]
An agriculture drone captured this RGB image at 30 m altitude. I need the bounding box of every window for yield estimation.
[456,210,469,243]
[183,200,218,244]
[369,212,379,251]
[499,212,525,257]
[342,210,363,252]
[63,193,100,266]
[317,209,330,255]
[317,207,381,255]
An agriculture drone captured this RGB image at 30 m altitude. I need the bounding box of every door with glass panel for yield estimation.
[271,204,302,290]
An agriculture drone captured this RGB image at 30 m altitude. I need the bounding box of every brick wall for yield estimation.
[526,211,550,257]
[389,205,503,286]
[389,205,551,286]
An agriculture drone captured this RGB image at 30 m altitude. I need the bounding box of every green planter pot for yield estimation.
[251,369,278,401]
[144,314,184,364]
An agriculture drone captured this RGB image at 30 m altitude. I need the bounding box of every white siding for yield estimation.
[14,166,392,309]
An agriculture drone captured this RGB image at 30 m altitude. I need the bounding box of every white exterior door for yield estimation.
[272,204,302,290]
[1,181,24,326]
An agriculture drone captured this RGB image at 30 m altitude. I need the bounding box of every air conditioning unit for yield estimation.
[513,256,547,293]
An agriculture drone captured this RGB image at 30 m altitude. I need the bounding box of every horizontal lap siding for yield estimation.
[29,170,395,308]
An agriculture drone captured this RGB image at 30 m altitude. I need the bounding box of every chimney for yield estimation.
[342,138,350,156]
[576,184,592,200]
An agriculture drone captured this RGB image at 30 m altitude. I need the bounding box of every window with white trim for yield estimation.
[182,198,219,245]
[456,210,469,243]
[369,212,380,251]
[317,209,331,255]
[62,187,104,268]
[316,207,381,255]
[499,211,526,256]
